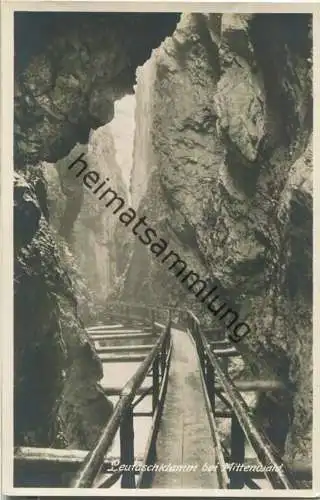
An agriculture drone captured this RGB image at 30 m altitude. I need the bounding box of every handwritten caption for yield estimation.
[109,460,284,473]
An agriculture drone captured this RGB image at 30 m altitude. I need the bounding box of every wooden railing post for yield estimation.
[221,356,229,374]
[160,325,168,377]
[229,413,246,489]
[161,320,170,376]
[199,342,206,375]
[152,354,160,414]
[206,360,215,414]
[160,344,166,377]
[120,404,135,488]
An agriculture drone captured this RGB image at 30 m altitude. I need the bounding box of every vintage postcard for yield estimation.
[1,1,318,497]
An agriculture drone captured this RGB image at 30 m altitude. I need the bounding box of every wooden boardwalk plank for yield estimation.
[99,353,147,363]
[91,333,154,341]
[87,324,124,331]
[95,344,153,354]
[152,328,219,489]
[89,329,147,336]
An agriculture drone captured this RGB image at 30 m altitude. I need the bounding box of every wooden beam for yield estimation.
[91,333,154,341]
[87,324,123,331]
[95,344,154,354]
[102,386,152,396]
[99,354,147,363]
[14,447,146,477]
[90,325,153,331]
[133,411,153,417]
[215,410,233,418]
[229,414,246,488]
[90,329,147,336]
[14,447,144,468]
[213,347,241,357]
[215,380,286,393]
[210,340,231,347]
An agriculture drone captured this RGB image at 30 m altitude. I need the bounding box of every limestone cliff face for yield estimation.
[126,13,312,466]
[130,58,157,208]
[14,12,179,448]
[43,125,129,319]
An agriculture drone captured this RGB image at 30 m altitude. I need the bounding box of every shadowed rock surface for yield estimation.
[14,12,180,166]
[14,172,114,448]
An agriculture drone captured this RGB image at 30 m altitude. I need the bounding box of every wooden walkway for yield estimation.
[152,328,219,488]
[14,309,305,490]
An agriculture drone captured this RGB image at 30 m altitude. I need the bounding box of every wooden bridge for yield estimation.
[14,302,311,490]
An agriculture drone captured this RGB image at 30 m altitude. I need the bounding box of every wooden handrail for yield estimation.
[70,321,170,488]
[215,380,286,392]
[187,310,296,489]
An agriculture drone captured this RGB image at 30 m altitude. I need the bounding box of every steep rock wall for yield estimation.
[125,13,312,467]
[130,58,157,208]
[14,12,180,448]
[43,125,129,318]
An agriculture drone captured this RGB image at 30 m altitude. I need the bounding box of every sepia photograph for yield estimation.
[1,3,315,496]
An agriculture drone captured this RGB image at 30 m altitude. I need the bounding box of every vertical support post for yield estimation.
[221,355,229,374]
[194,321,201,369]
[193,319,198,348]
[161,317,170,376]
[160,339,166,377]
[206,360,215,414]
[152,354,160,414]
[199,332,205,374]
[120,405,135,488]
[229,414,246,489]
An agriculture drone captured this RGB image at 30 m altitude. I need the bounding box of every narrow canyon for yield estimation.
[13,11,312,483]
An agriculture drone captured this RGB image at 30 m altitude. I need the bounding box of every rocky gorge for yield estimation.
[13,10,312,484]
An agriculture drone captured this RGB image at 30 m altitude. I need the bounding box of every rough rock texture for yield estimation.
[43,125,129,318]
[124,13,313,469]
[14,12,180,448]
